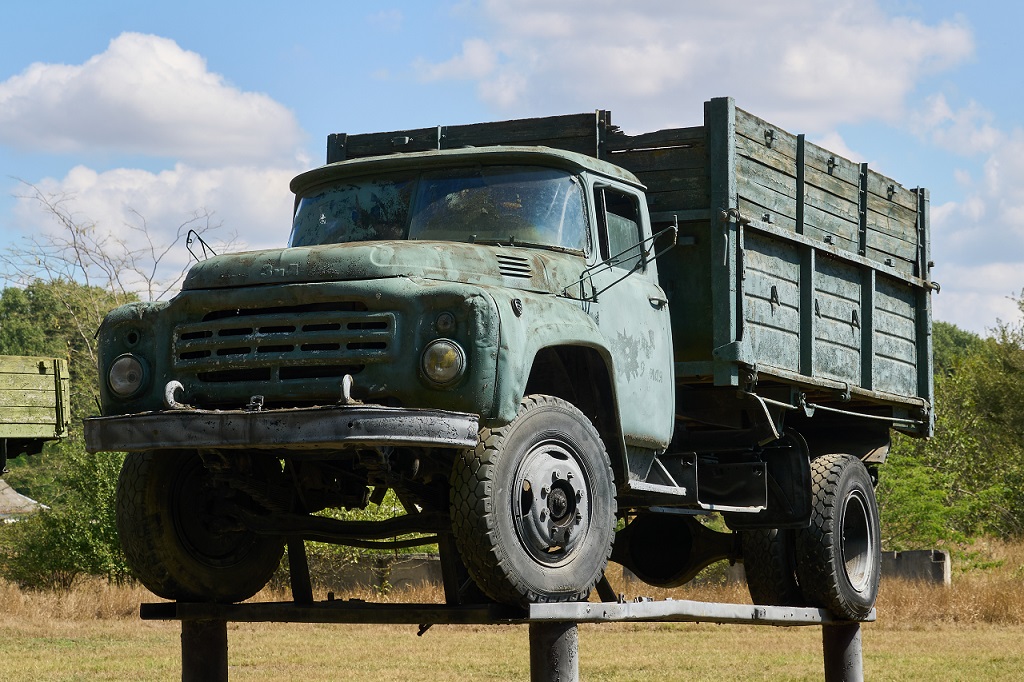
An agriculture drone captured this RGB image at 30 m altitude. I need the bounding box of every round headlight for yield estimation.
[421,339,466,386]
[108,354,147,397]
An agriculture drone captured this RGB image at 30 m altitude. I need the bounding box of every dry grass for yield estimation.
[0,540,1021,679]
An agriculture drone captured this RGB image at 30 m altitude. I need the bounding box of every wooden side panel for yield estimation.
[742,232,801,373]
[812,256,862,385]
[734,111,800,231]
[334,114,603,161]
[0,356,67,439]
[873,275,918,396]
[802,138,861,249]
[865,170,920,276]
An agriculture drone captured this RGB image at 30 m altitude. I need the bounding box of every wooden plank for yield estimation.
[637,166,708,194]
[739,197,798,232]
[865,228,917,263]
[343,127,440,158]
[0,356,57,374]
[865,248,914,276]
[646,187,710,214]
[865,200,919,244]
[865,171,918,213]
[0,405,60,425]
[0,390,57,409]
[735,135,798,182]
[814,340,861,384]
[803,140,861,188]
[737,166,799,224]
[610,145,709,176]
[735,108,800,164]
[0,374,59,392]
[803,203,859,244]
[604,125,705,152]
[0,423,57,438]
[445,113,598,148]
[804,170,860,218]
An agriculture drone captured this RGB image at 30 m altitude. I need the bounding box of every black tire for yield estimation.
[450,395,616,605]
[794,454,880,620]
[116,450,285,603]
[741,528,805,606]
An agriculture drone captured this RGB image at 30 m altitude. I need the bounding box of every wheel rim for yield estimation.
[171,456,256,568]
[511,436,593,567]
[840,489,876,593]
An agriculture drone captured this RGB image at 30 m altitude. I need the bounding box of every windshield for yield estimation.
[290,165,588,252]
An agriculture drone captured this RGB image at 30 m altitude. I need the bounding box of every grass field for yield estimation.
[0,540,1021,680]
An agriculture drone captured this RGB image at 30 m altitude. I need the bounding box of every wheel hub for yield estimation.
[513,440,591,566]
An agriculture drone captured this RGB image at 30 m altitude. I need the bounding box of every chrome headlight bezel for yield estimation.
[420,338,466,387]
[107,353,148,398]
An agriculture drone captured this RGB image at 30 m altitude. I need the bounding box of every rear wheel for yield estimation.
[450,395,616,605]
[794,454,880,619]
[116,450,285,603]
[741,528,805,606]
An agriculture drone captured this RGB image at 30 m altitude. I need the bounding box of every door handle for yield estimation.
[648,295,668,309]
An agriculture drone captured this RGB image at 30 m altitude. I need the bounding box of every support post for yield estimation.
[529,621,578,682]
[181,619,228,682]
[821,622,864,682]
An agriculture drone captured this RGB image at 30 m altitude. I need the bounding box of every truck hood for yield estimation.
[181,241,588,296]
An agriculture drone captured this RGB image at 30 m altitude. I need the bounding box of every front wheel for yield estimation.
[450,395,617,605]
[794,454,880,620]
[116,450,285,603]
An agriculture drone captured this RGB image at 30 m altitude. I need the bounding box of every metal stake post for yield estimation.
[529,621,579,682]
[821,622,863,682]
[181,619,229,682]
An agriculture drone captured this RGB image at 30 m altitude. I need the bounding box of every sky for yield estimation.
[0,0,1021,334]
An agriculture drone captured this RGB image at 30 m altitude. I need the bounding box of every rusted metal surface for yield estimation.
[83,405,479,453]
[142,597,872,627]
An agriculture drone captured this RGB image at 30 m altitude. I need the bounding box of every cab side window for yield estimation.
[596,187,644,271]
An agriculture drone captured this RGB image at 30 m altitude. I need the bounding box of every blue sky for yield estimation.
[1,0,1021,334]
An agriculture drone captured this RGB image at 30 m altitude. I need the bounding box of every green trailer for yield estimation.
[0,355,70,468]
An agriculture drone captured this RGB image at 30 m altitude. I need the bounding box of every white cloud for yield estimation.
[415,38,499,81]
[929,127,1024,331]
[415,0,974,134]
[912,94,1002,156]
[0,33,303,165]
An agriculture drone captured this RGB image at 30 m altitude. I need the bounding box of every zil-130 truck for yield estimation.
[85,98,934,620]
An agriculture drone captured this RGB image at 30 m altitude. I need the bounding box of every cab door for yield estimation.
[587,183,675,449]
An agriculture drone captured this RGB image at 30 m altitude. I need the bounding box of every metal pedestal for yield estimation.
[149,598,869,682]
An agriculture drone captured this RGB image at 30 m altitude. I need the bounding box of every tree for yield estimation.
[0,184,232,587]
[877,306,1024,548]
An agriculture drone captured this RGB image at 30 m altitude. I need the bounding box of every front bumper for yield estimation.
[84,404,480,453]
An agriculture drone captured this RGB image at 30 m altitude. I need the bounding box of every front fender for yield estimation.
[481,288,614,425]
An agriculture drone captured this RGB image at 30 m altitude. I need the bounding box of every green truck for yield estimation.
[1,355,70,470]
[84,98,934,619]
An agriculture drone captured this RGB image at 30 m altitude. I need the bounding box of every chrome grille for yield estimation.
[173,303,394,384]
